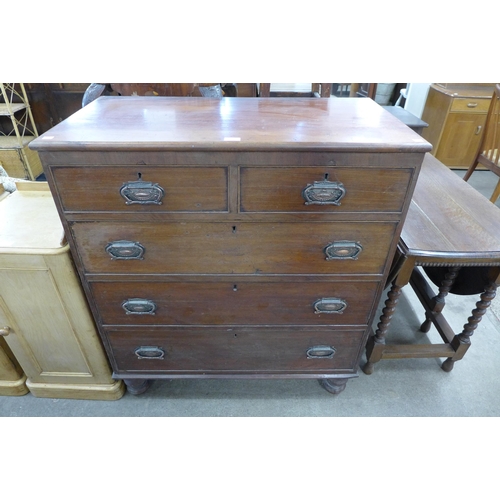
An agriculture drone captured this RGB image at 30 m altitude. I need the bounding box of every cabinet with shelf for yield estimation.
[0,83,43,179]
[421,83,495,168]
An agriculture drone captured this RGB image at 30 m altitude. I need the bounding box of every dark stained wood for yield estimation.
[52,166,228,212]
[30,97,431,153]
[91,280,380,326]
[363,153,500,375]
[240,166,413,213]
[71,221,397,276]
[25,83,91,134]
[30,97,431,395]
[107,328,365,373]
[402,154,500,260]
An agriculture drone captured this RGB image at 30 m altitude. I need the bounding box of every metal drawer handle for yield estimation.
[134,346,165,359]
[105,240,145,260]
[475,125,482,135]
[313,298,347,314]
[467,102,478,108]
[0,326,11,336]
[122,298,156,315]
[307,345,336,359]
[302,180,346,206]
[324,241,363,260]
[120,180,165,205]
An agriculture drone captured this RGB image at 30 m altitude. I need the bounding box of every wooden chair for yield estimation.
[463,84,500,203]
[258,83,332,98]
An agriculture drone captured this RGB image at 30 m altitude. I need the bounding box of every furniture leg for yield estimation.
[420,266,461,333]
[318,377,348,395]
[442,281,499,372]
[462,159,478,182]
[490,178,500,204]
[124,378,152,395]
[363,281,404,374]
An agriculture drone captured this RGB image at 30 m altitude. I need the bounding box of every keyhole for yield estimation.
[137,172,142,180]
[232,226,237,233]
[324,173,329,180]
[233,284,238,292]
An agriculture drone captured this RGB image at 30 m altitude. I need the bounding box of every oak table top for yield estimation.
[401,153,500,263]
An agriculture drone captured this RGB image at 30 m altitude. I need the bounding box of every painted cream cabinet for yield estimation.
[0,182,124,399]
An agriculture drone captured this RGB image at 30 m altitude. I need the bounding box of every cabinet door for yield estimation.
[436,112,486,167]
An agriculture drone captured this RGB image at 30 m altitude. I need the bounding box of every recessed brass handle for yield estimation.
[302,180,346,206]
[324,241,363,260]
[105,240,145,260]
[0,326,11,336]
[120,180,165,205]
[467,102,478,108]
[306,345,336,359]
[313,298,347,314]
[122,298,156,315]
[134,346,165,359]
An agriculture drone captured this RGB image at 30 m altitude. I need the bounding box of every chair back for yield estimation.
[477,84,500,169]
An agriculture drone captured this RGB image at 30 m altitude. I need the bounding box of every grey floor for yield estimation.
[1,169,500,417]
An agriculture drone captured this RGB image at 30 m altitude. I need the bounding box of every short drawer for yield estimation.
[90,280,380,326]
[73,221,397,275]
[51,166,228,212]
[106,327,366,373]
[450,98,490,113]
[240,167,413,213]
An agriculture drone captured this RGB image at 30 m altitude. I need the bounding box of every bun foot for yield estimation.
[362,361,375,375]
[441,358,455,372]
[124,379,152,395]
[419,319,432,333]
[318,378,348,395]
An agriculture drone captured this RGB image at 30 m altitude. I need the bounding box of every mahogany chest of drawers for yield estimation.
[30,96,431,395]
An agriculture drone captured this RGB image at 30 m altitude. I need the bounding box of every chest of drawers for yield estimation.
[30,96,431,395]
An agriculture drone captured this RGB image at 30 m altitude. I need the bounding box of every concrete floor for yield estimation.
[1,169,500,417]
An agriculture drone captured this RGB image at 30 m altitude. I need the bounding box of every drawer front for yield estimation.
[73,221,397,275]
[52,166,228,212]
[240,167,413,213]
[450,98,490,113]
[106,327,365,373]
[91,280,379,326]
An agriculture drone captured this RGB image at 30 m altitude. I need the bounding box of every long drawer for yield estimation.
[72,221,397,275]
[240,167,413,213]
[106,327,366,373]
[90,280,379,326]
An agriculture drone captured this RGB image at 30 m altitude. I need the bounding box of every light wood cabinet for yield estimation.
[0,182,124,399]
[421,83,495,168]
[0,336,28,396]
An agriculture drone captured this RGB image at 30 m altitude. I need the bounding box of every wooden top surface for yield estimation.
[431,83,496,99]
[29,96,431,153]
[401,153,500,261]
[0,182,65,252]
